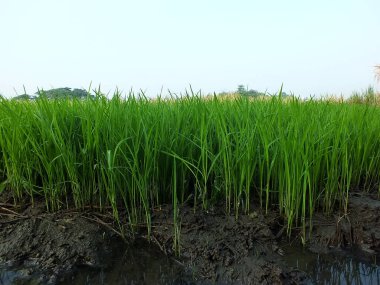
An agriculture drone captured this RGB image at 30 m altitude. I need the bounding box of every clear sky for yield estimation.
[1,0,379,98]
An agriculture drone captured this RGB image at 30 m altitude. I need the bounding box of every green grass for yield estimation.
[1,90,380,243]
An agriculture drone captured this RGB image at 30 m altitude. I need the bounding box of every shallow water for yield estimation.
[0,267,41,285]
[282,245,380,285]
[1,242,380,285]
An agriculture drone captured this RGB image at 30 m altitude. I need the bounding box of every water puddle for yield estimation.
[0,266,41,285]
[282,245,380,285]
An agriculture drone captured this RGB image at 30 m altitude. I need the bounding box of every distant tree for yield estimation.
[280,91,289,97]
[71,88,89,98]
[375,65,380,83]
[36,87,94,99]
[246,89,260,97]
[237,85,246,95]
[237,85,265,97]
[12,94,37,100]
[37,87,69,99]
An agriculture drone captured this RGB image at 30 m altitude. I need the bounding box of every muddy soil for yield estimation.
[150,205,306,285]
[305,192,380,255]
[0,207,124,283]
[0,191,379,284]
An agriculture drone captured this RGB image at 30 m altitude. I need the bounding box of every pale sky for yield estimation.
[1,0,379,98]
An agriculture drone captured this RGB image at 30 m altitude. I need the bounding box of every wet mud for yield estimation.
[0,207,122,284]
[150,205,305,284]
[0,192,379,284]
[306,192,380,255]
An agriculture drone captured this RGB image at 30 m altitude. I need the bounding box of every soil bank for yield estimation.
[0,191,379,284]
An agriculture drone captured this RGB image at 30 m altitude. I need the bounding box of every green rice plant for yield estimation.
[0,101,32,201]
[1,88,380,243]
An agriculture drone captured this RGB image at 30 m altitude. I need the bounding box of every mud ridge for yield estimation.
[0,192,379,284]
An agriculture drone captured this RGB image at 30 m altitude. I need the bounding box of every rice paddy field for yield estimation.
[1,90,380,241]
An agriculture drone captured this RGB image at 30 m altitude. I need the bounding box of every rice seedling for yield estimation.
[1,89,380,243]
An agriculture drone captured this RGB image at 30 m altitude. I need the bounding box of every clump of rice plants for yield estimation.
[1,89,380,243]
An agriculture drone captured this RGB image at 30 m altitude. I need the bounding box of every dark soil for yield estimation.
[306,192,380,255]
[0,191,379,284]
[0,206,123,284]
[150,205,305,285]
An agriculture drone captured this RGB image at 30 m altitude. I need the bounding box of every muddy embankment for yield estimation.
[0,191,379,284]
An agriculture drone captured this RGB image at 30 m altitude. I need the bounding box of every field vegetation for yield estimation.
[1,88,380,244]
